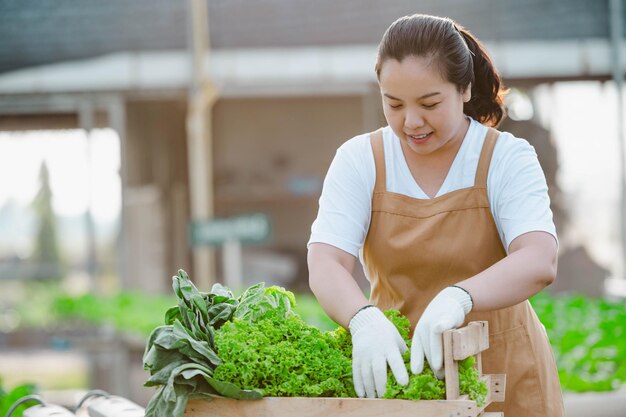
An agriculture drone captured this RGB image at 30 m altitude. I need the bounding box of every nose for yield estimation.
[404,107,425,130]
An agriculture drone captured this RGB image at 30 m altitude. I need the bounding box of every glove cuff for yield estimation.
[444,286,473,314]
[348,305,385,334]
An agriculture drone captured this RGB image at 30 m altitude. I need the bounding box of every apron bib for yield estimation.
[362,128,565,416]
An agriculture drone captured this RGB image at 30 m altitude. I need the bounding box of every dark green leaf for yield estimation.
[205,377,263,400]
[171,320,221,366]
[145,383,191,417]
[209,283,235,299]
[165,306,181,325]
[146,357,190,387]
[143,326,173,366]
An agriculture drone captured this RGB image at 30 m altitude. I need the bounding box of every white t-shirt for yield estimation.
[308,118,557,257]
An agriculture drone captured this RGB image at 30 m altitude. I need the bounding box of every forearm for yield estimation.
[458,235,558,311]
[308,247,369,328]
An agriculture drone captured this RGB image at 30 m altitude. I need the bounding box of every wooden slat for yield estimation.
[184,397,480,417]
[451,321,489,360]
[476,373,507,414]
[443,329,460,400]
[488,373,506,403]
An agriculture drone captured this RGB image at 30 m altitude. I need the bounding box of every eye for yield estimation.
[423,102,441,109]
[388,103,402,109]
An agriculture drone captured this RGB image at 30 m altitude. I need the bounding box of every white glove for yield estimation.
[410,286,473,379]
[349,306,409,398]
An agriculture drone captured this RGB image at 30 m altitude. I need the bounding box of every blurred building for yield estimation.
[0,0,623,292]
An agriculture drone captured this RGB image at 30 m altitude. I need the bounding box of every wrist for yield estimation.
[444,285,473,314]
[348,305,384,334]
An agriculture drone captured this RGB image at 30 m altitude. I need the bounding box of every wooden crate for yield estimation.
[184,321,506,417]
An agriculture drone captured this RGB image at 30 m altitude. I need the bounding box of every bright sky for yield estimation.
[0,128,120,222]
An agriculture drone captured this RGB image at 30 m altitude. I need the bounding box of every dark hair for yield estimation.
[375,14,507,127]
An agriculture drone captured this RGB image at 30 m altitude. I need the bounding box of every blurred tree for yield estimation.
[30,161,64,280]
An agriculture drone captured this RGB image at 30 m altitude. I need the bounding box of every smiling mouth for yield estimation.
[407,132,433,143]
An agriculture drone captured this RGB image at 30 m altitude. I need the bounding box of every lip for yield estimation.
[406,132,433,144]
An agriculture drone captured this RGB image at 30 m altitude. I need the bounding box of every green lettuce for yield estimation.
[144,271,489,417]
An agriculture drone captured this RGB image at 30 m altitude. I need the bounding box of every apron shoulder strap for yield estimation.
[369,128,386,193]
[474,127,501,188]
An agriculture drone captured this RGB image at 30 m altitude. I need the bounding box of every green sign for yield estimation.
[190,213,271,246]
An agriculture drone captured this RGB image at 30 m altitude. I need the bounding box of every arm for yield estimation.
[307,242,369,328]
[308,242,409,397]
[411,231,558,378]
[457,230,558,311]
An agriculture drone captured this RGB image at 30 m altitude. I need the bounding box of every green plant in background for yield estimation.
[530,292,626,392]
[21,276,626,395]
[0,377,38,417]
[52,291,176,336]
[47,288,337,337]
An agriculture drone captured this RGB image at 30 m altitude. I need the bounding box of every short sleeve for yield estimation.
[489,135,558,252]
[307,136,374,257]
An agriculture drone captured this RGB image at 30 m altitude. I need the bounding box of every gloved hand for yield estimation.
[410,286,473,379]
[349,305,409,398]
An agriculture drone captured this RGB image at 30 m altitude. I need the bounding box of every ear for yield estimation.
[462,83,472,102]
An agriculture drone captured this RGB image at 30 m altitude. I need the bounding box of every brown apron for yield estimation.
[362,128,565,416]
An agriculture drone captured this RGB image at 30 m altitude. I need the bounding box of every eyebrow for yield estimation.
[383,92,441,101]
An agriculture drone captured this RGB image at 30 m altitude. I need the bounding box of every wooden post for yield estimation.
[186,0,219,290]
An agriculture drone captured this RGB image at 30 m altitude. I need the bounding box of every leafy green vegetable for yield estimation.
[382,310,487,405]
[382,310,446,400]
[0,377,38,417]
[213,296,486,403]
[143,270,261,417]
[213,309,355,397]
[145,270,490,417]
[458,356,488,405]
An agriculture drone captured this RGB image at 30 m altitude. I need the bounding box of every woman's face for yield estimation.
[378,55,471,158]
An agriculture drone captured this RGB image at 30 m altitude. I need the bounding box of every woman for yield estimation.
[307,13,564,416]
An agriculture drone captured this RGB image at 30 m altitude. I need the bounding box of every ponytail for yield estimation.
[457,27,507,127]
